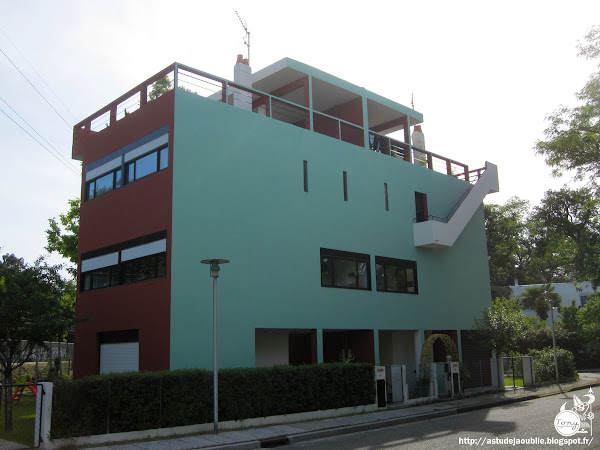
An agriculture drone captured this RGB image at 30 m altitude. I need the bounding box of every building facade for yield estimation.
[72,57,499,387]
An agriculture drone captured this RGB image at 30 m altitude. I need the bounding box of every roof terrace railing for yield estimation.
[74,63,473,180]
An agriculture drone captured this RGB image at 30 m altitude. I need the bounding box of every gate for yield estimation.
[501,356,534,389]
[0,384,43,449]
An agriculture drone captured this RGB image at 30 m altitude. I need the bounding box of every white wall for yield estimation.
[255,329,289,367]
[511,281,598,325]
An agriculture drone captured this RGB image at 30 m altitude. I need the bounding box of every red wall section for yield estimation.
[73,91,174,379]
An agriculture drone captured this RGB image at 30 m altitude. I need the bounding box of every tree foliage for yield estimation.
[535,26,600,185]
[46,198,80,276]
[0,253,74,429]
[519,284,561,321]
[473,297,527,354]
[149,76,172,101]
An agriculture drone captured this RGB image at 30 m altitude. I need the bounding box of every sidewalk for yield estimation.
[82,372,600,450]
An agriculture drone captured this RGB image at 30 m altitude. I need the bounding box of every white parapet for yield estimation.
[414,162,499,248]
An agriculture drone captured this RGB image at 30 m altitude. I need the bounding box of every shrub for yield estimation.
[51,363,374,438]
[530,347,578,382]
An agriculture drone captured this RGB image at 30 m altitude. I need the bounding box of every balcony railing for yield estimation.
[74,63,473,180]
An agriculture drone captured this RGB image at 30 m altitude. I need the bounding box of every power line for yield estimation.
[0,26,78,123]
[0,105,79,177]
[0,47,73,130]
[0,95,79,173]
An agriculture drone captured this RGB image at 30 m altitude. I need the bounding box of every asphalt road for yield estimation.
[286,387,600,449]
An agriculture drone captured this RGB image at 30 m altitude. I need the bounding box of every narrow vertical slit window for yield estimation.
[384,183,389,211]
[343,171,348,201]
[303,160,308,192]
[415,192,428,222]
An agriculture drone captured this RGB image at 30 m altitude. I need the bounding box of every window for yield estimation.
[343,171,348,201]
[126,145,168,183]
[99,330,139,374]
[84,128,169,202]
[580,295,588,306]
[303,160,308,192]
[80,232,167,292]
[375,256,418,294]
[86,169,122,200]
[415,192,428,223]
[384,183,389,211]
[320,248,370,290]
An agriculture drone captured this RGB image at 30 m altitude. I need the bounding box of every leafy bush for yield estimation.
[530,347,577,382]
[51,363,374,438]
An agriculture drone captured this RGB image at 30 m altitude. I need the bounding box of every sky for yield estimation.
[1,0,599,268]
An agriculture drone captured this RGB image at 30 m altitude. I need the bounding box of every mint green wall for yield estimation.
[170,90,491,370]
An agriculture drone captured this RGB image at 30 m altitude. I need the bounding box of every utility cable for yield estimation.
[0,26,78,123]
[0,47,73,130]
[0,106,79,177]
[0,95,79,173]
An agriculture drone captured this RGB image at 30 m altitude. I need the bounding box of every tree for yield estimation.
[576,292,600,365]
[535,26,600,186]
[533,187,600,287]
[519,284,561,321]
[149,75,172,101]
[485,197,573,287]
[45,198,79,276]
[473,297,527,355]
[0,253,73,430]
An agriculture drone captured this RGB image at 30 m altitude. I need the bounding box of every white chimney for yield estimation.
[412,125,425,150]
[232,54,252,111]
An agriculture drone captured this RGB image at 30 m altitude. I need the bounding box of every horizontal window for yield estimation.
[375,256,418,294]
[321,248,371,290]
[86,169,122,201]
[83,128,169,202]
[126,145,168,183]
[81,234,167,292]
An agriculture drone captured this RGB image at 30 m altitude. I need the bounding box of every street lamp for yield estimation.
[550,305,560,384]
[200,258,230,434]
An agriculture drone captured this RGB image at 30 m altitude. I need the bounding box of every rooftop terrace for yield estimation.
[73,60,484,183]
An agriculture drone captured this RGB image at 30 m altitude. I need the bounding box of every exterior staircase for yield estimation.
[413,162,499,248]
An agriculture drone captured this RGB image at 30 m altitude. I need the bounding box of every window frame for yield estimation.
[125,144,169,184]
[320,248,371,291]
[85,168,123,201]
[375,256,418,294]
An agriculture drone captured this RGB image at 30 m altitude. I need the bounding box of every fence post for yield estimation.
[38,382,53,449]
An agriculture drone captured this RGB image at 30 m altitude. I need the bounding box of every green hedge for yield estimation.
[530,347,578,382]
[51,363,374,438]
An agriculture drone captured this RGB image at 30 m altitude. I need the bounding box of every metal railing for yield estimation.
[74,63,474,180]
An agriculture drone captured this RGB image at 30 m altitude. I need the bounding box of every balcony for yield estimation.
[73,61,477,181]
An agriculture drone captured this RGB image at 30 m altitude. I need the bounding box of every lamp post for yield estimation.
[201,258,230,434]
[550,305,560,384]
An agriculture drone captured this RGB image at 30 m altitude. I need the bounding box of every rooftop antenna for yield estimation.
[235,11,250,64]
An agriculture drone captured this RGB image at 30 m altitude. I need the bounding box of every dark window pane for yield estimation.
[126,163,135,183]
[115,169,122,188]
[357,262,368,289]
[135,152,158,180]
[321,257,332,286]
[159,147,168,170]
[406,268,416,293]
[387,265,406,292]
[333,258,357,288]
[376,264,385,291]
[87,181,95,200]
[95,172,114,196]
[157,253,167,277]
[92,267,112,289]
[83,273,91,291]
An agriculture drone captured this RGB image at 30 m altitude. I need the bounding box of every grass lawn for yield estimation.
[504,376,524,387]
[0,394,36,447]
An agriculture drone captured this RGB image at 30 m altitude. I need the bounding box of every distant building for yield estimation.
[511,281,597,324]
[71,56,499,388]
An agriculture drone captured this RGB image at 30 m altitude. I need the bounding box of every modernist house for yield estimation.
[72,56,499,390]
